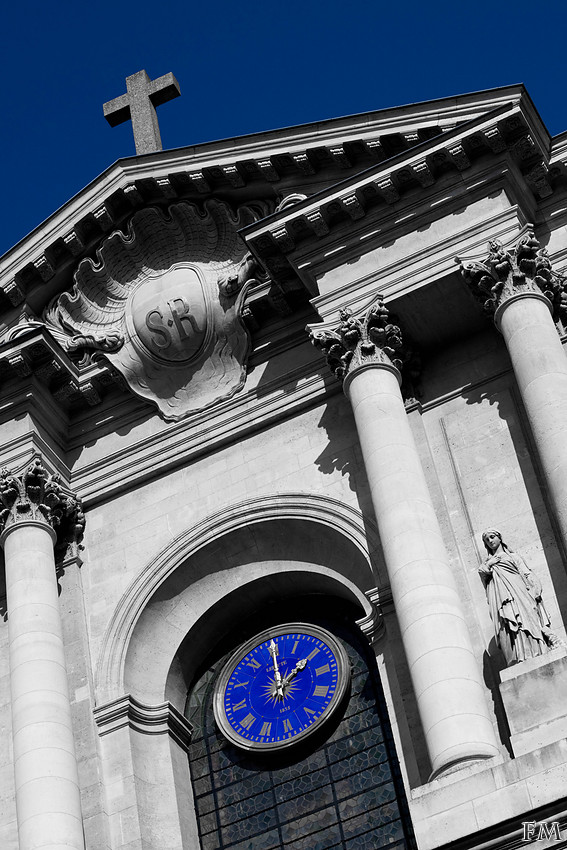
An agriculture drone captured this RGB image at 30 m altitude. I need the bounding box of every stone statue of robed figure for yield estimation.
[480,529,561,666]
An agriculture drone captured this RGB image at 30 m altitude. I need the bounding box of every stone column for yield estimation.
[461,232,567,553]
[310,301,499,778]
[0,459,86,850]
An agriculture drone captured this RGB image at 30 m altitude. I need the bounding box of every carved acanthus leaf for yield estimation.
[0,458,85,556]
[309,296,420,396]
[457,231,567,322]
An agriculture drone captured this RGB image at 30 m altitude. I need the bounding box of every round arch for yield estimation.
[94,493,384,707]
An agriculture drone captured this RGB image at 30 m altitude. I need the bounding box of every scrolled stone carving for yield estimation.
[1,319,122,365]
[457,230,567,322]
[309,296,418,393]
[65,330,124,356]
[217,254,261,298]
[41,200,271,420]
[0,458,85,555]
[275,193,308,212]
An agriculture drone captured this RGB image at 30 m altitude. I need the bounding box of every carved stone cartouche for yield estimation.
[0,458,84,556]
[457,231,567,322]
[40,201,270,421]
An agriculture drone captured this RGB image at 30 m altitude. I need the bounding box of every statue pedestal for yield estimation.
[499,646,567,756]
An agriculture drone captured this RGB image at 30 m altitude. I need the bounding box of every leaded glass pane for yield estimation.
[185,613,415,850]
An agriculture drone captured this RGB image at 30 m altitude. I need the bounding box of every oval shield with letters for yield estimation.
[128,266,209,363]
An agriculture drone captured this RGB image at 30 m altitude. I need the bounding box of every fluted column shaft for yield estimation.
[0,460,86,850]
[344,362,499,777]
[496,292,567,546]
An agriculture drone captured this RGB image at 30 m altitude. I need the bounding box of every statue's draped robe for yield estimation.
[479,551,550,665]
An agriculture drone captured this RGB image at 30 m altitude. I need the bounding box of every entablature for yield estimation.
[310,205,527,327]
[0,326,121,412]
[241,100,553,300]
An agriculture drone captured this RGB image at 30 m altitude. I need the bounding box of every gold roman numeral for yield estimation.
[306,648,319,661]
[260,722,272,736]
[282,718,292,732]
[233,699,246,711]
[314,685,329,697]
[240,713,255,729]
[315,663,330,676]
[291,641,298,655]
[247,657,261,670]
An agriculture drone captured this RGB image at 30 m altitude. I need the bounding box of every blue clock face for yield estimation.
[214,624,350,751]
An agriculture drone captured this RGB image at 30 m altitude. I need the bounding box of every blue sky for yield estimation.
[1,0,565,257]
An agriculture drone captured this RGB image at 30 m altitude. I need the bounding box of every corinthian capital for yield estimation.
[309,296,418,394]
[457,231,567,322]
[0,458,85,554]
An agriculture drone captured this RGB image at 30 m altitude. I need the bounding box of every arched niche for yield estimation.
[163,566,371,709]
[91,496,397,850]
[95,494,384,708]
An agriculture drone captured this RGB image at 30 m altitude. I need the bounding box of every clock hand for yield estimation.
[282,658,307,689]
[269,640,283,696]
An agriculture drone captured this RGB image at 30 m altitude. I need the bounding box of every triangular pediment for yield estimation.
[0,83,562,419]
[0,85,536,323]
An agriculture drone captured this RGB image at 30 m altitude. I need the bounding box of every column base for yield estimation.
[429,753,497,782]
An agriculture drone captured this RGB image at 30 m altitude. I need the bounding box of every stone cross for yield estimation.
[103,70,181,155]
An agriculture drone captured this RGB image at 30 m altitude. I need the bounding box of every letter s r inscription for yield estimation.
[145,308,172,350]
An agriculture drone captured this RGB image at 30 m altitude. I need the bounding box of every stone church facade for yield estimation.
[1,82,567,850]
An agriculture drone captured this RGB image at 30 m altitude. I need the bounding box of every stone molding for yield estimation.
[2,89,518,310]
[242,101,553,280]
[0,325,119,412]
[0,457,84,555]
[0,88,551,327]
[94,694,193,752]
[94,493,383,703]
[356,586,391,644]
[309,204,527,322]
[72,359,332,505]
[457,229,567,324]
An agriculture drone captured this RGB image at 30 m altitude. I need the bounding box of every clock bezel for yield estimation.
[213,622,350,752]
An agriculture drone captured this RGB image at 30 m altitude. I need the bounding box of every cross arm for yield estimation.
[148,72,181,107]
[103,93,131,127]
